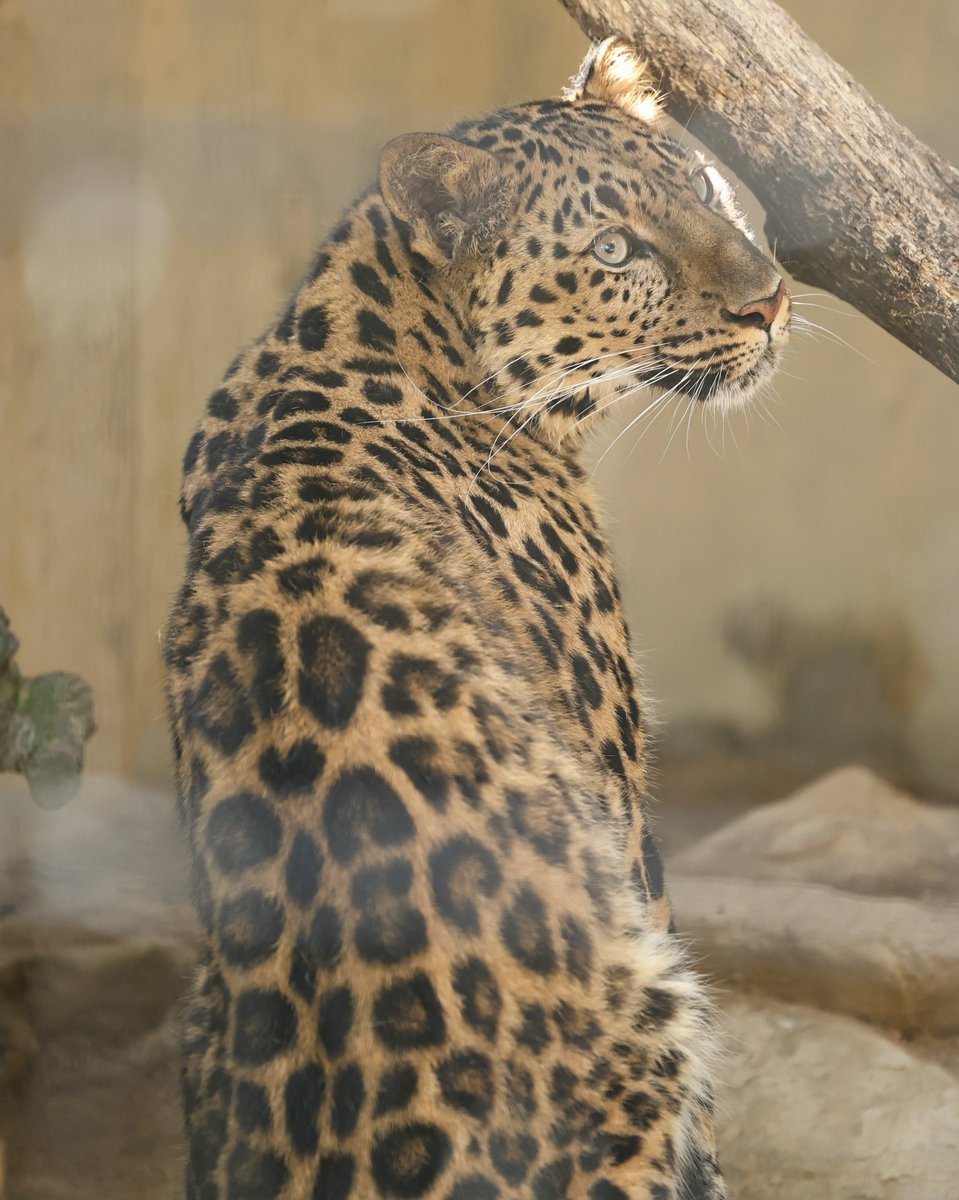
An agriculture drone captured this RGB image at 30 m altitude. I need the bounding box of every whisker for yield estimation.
[791,300,861,320]
[592,373,686,471]
[790,314,874,363]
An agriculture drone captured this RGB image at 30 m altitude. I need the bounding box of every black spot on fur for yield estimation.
[362,377,404,406]
[236,608,286,718]
[448,1178,500,1200]
[191,654,255,756]
[589,1182,630,1200]
[430,836,502,935]
[218,890,284,969]
[501,887,557,976]
[318,985,355,1059]
[371,1122,451,1198]
[437,1050,495,1119]
[276,301,296,342]
[323,766,415,864]
[595,184,625,215]
[235,1081,272,1135]
[298,305,332,351]
[375,1063,419,1116]
[272,389,331,420]
[232,988,297,1065]
[259,739,326,797]
[208,388,238,420]
[639,986,676,1029]
[506,789,569,866]
[382,654,460,716]
[641,826,666,900]
[332,1062,366,1139]
[285,1063,325,1156]
[308,904,344,971]
[560,915,594,984]
[314,1154,354,1200]
[185,1066,230,1182]
[289,933,317,1002]
[357,309,396,352]
[623,1090,659,1130]
[183,431,204,475]
[389,736,450,810]
[530,284,557,303]
[352,858,428,966]
[532,1157,573,1200]
[246,526,283,572]
[373,972,447,1050]
[298,615,371,729]
[255,350,280,378]
[572,654,602,710]
[489,1130,539,1186]
[276,555,329,599]
[552,999,601,1049]
[351,261,393,307]
[345,568,410,631]
[515,1003,552,1055]
[206,792,281,876]
[285,830,324,909]
[226,1144,289,1199]
[452,957,502,1042]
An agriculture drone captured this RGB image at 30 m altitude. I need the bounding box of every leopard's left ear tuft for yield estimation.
[562,36,662,124]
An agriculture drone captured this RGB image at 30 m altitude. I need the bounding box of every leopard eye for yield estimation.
[691,166,715,206]
[592,228,634,267]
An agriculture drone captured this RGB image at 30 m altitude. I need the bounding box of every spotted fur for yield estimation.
[165,38,789,1200]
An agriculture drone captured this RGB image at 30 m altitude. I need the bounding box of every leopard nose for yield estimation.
[735,280,786,330]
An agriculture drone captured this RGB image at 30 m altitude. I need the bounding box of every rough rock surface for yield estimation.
[671,763,959,901]
[1,774,195,1199]
[4,1010,184,1200]
[720,994,959,1200]
[668,763,959,1033]
[671,874,959,1033]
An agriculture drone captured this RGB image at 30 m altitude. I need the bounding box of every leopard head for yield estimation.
[380,37,790,441]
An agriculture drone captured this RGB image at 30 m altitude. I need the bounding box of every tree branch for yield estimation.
[558,0,959,383]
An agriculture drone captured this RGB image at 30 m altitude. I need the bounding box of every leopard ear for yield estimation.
[562,36,662,124]
[379,133,517,265]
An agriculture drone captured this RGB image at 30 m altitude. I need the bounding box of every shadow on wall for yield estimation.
[674,598,927,786]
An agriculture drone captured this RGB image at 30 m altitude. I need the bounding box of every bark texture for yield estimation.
[559,0,959,383]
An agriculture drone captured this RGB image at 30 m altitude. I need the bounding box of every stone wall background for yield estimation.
[1,0,957,791]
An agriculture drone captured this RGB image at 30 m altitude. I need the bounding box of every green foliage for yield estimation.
[0,608,95,808]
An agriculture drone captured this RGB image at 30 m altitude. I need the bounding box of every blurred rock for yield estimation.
[721,994,959,1200]
[671,764,959,901]
[0,772,194,939]
[668,764,959,1032]
[1,928,196,1046]
[3,1009,185,1200]
[0,773,195,1199]
[4,765,959,1198]
[672,875,959,1034]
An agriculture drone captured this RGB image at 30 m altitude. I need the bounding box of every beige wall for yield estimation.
[595,2,959,790]
[1,0,956,790]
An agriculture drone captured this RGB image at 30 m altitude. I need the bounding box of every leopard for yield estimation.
[164,36,790,1200]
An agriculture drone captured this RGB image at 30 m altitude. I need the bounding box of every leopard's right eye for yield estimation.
[592,228,634,267]
[691,166,717,206]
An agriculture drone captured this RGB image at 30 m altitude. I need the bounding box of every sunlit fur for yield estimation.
[161,41,794,1200]
[442,99,790,451]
